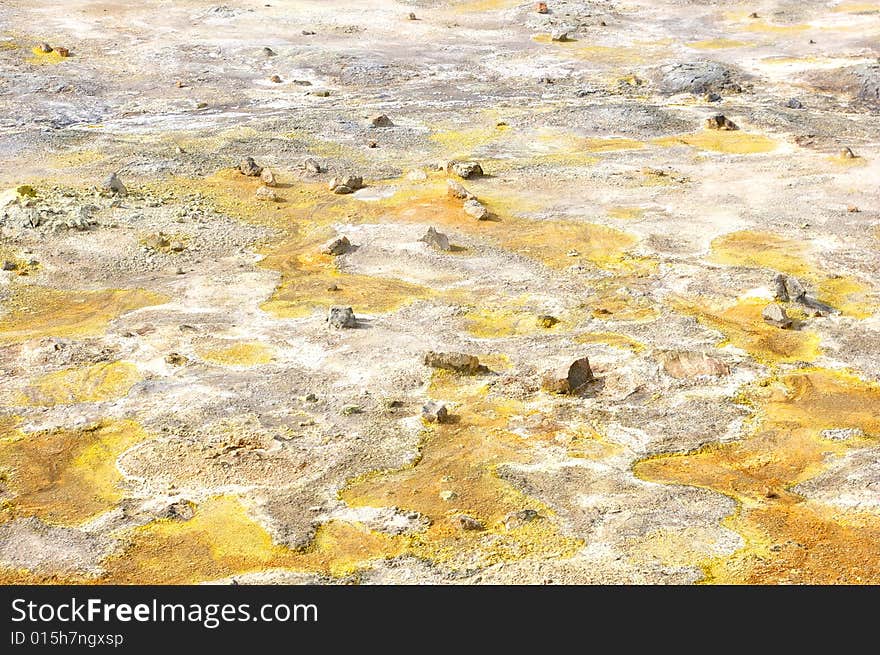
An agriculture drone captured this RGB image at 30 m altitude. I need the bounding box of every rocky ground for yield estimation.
[0,0,878,585]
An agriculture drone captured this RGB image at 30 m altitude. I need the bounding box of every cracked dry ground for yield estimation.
[0,0,879,585]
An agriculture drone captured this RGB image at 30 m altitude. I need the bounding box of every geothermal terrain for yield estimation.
[0,0,878,585]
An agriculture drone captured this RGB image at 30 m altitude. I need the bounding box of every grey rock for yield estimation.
[254,185,278,201]
[102,172,127,196]
[705,114,738,130]
[369,113,394,127]
[2,260,16,271]
[302,157,322,174]
[446,160,483,179]
[239,157,263,176]
[421,401,449,424]
[328,306,357,329]
[463,198,490,220]
[656,61,739,95]
[785,98,804,109]
[762,303,792,329]
[260,168,277,187]
[542,357,595,394]
[454,514,484,531]
[419,226,451,252]
[504,509,540,530]
[551,30,572,42]
[321,235,352,255]
[446,179,475,200]
[774,273,806,302]
[328,175,363,194]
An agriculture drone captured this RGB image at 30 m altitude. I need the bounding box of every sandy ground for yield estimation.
[0,0,878,584]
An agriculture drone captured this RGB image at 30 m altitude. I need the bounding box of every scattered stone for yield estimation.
[321,235,352,256]
[446,178,475,200]
[165,353,188,366]
[840,147,857,159]
[820,427,865,441]
[421,401,449,424]
[36,42,52,53]
[239,157,263,176]
[304,393,318,402]
[704,92,722,102]
[369,113,394,127]
[311,90,330,97]
[328,306,357,329]
[260,168,277,187]
[536,315,559,328]
[762,303,792,329]
[748,12,759,18]
[263,47,276,56]
[169,240,186,253]
[254,185,278,201]
[705,114,738,130]
[446,160,483,179]
[342,405,363,416]
[423,351,485,374]
[269,74,282,83]
[55,47,70,58]
[408,12,417,20]
[196,101,209,109]
[658,351,730,378]
[439,490,458,502]
[2,261,17,271]
[773,273,806,302]
[551,30,571,42]
[847,205,860,213]
[541,357,595,395]
[327,284,340,292]
[302,157,322,174]
[328,175,363,194]
[536,2,549,14]
[420,226,451,252]
[785,98,804,109]
[463,198,490,220]
[454,514,484,531]
[504,509,540,530]
[102,172,127,196]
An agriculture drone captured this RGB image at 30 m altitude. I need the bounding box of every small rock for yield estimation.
[311,90,330,97]
[254,185,278,201]
[463,198,490,220]
[423,351,485,374]
[341,405,362,416]
[536,2,549,14]
[762,303,792,329]
[785,98,804,109]
[408,12,417,20]
[143,233,170,250]
[406,169,428,181]
[420,226,451,252]
[773,273,806,302]
[748,12,759,18]
[102,172,127,196]
[847,205,860,213]
[321,235,352,256]
[705,114,738,130]
[2,261,17,271]
[169,241,186,253]
[328,306,357,329]
[421,401,449,424]
[55,47,70,58]
[439,490,458,502]
[327,284,340,292]
[302,157,322,174]
[504,509,540,530]
[704,92,722,102]
[269,74,282,83]
[446,179,475,200]
[328,175,363,194]
[446,160,483,179]
[239,157,263,176]
[840,147,857,159]
[659,351,730,378]
[304,393,318,402]
[263,47,276,56]
[542,357,595,395]
[369,113,394,127]
[260,168,277,187]
[454,514,484,531]
[36,42,52,53]
[536,315,559,328]
[551,30,571,42]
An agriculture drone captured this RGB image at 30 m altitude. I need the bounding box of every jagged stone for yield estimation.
[420,227,451,252]
[541,357,595,394]
[762,303,792,329]
[659,351,730,379]
[446,179,475,200]
[423,351,484,374]
[321,235,352,255]
[328,306,357,329]
[446,160,483,179]
[421,401,449,424]
[705,114,738,130]
[463,198,489,220]
[239,157,263,176]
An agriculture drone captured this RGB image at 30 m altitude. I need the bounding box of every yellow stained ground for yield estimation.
[0,285,168,344]
[654,130,778,155]
[198,342,275,367]
[0,420,149,525]
[17,362,141,406]
[709,231,876,319]
[635,369,880,584]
